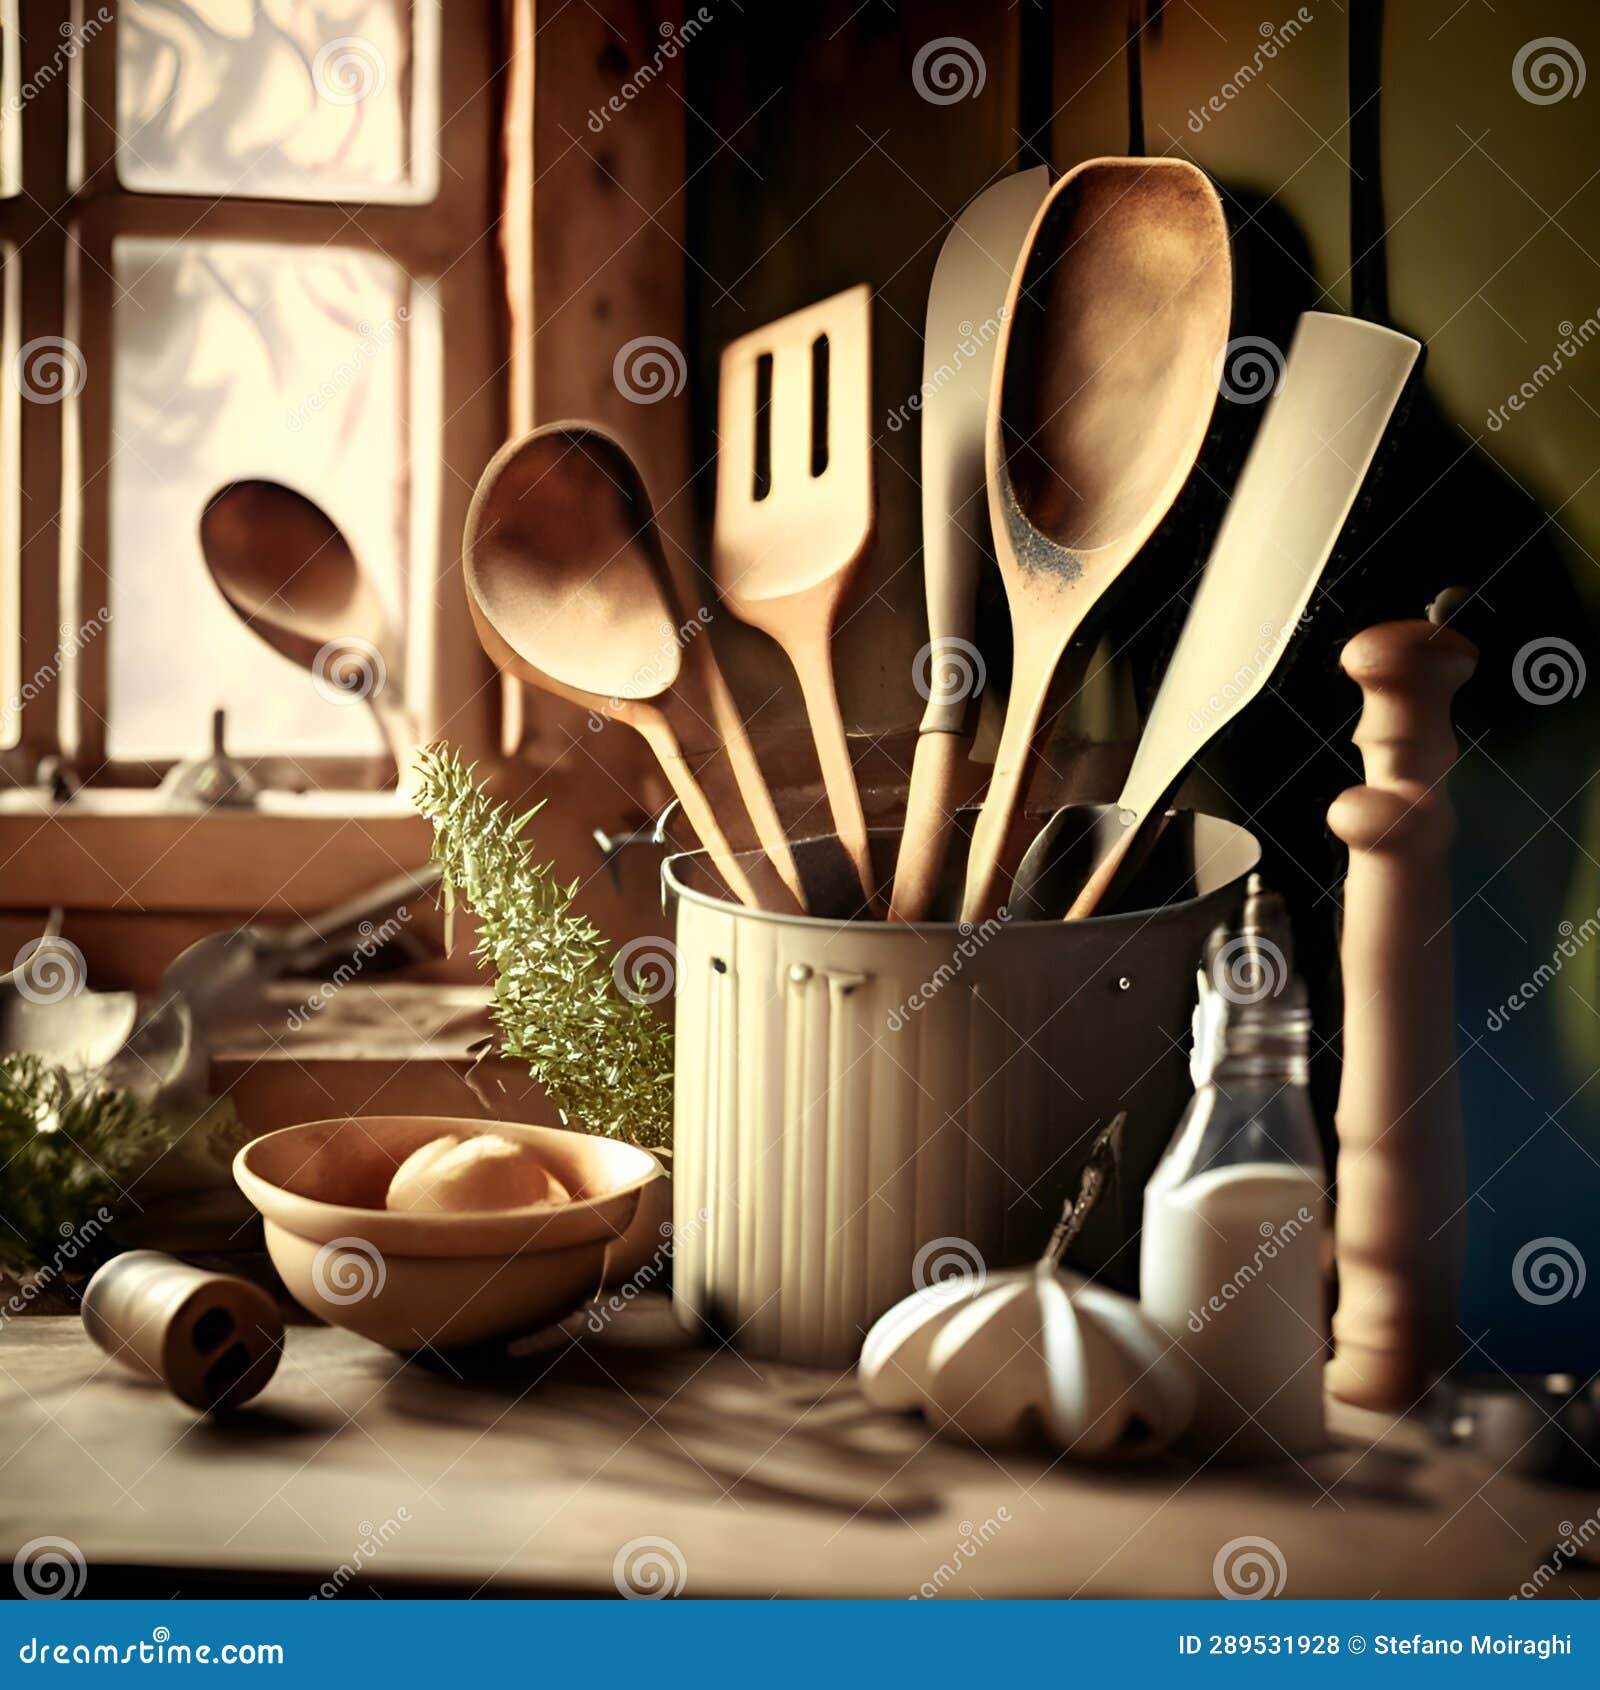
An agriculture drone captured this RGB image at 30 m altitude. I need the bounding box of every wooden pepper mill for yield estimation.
[1326,599,1478,1410]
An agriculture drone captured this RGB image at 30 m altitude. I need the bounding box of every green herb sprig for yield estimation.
[412,746,673,1149]
[0,1055,241,1274]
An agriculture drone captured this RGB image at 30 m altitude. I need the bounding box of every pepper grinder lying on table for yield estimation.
[1327,596,1478,1411]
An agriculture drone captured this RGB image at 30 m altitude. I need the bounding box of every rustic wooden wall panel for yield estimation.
[685,3,1024,745]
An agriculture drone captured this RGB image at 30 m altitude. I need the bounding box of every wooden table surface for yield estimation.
[1,1299,1594,1599]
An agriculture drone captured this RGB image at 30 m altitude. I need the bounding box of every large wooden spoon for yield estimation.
[463,424,798,914]
[199,480,418,785]
[957,158,1232,923]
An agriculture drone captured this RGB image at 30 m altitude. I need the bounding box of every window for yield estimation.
[1,0,502,794]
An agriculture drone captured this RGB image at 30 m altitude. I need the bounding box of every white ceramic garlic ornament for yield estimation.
[859,1115,1195,1461]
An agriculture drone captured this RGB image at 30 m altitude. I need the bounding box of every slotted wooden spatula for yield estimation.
[713,286,877,907]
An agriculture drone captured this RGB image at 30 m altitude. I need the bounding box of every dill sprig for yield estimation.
[0,1055,243,1274]
[412,745,673,1149]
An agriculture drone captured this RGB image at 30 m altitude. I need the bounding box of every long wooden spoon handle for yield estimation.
[688,738,804,915]
[368,689,422,796]
[959,652,1055,923]
[633,715,765,912]
[700,655,808,911]
[888,731,968,922]
[1063,813,1140,920]
[791,638,876,908]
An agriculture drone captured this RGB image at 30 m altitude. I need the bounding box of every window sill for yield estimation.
[0,789,433,914]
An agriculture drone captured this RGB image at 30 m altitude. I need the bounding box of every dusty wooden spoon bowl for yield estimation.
[466,428,686,703]
[200,479,417,784]
[464,425,797,913]
[958,158,1232,923]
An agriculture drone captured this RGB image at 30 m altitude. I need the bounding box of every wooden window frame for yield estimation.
[0,0,505,861]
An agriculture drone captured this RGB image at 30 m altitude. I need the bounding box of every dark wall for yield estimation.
[684,0,1600,1369]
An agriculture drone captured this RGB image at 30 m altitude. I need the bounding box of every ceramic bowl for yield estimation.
[233,1115,660,1352]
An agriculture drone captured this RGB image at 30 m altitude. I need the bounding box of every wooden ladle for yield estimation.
[199,480,418,786]
[463,424,798,914]
[957,157,1232,923]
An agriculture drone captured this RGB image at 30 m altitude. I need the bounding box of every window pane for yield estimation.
[108,237,419,762]
[116,0,436,202]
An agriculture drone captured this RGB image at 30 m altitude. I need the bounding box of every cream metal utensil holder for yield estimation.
[665,808,1260,1366]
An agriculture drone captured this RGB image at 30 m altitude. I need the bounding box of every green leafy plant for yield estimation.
[413,745,673,1149]
[0,1055,241,1274]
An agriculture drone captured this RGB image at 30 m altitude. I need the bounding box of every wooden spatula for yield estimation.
[713,286,877,908]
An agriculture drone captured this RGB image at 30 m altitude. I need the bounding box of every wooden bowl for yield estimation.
[233,1116,659,1352]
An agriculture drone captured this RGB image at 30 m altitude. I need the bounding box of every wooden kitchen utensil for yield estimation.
[464,425,797,915]
[199,480,419,787]
[958,158,1232,923]
[1013,312,1425,921]
[713,286,878,908]
[1326,607,1477,1411]
[888,167,1050,923]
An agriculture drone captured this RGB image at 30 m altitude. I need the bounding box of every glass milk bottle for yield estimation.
[1141,877,1329,1461]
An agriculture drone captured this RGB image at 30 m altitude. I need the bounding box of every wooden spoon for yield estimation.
[888,166,1050,923]
[463,424,797,914]
[1014,312,1423,922]
[200,480,419,786]
[957,158,1232,923]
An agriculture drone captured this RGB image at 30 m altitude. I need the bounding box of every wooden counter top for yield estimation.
[1,1300,1594,1599]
